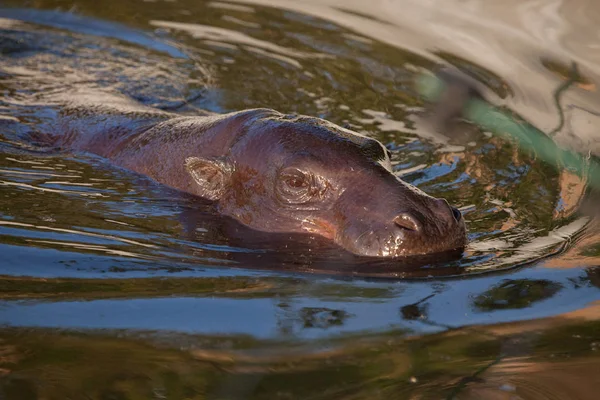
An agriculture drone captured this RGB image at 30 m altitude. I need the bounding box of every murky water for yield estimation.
[1,0,599,398]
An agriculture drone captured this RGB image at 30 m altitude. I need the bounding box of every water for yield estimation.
[0,0,599,398]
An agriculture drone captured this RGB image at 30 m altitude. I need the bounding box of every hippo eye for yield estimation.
[285,175,308,189]
[281,169,309,191]
[278,168,328,205]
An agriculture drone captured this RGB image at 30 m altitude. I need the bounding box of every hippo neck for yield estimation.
[110,108,277,159]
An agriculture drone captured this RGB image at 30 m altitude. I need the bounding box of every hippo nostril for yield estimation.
[451,207,462,222]
[393,213,421,232]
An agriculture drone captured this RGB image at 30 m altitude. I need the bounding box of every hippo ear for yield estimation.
[185,156,233,201]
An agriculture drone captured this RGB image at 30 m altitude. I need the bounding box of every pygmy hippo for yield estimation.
[47,94,467,258]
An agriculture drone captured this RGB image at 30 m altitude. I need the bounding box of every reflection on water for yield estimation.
[1,312,599,399]
[0,0,599,398]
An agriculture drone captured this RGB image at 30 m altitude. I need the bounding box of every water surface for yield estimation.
[0,0,599,398]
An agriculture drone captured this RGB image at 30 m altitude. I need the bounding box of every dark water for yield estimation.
[1,0,599,398]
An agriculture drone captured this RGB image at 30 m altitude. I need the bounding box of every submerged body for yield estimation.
[43,91,467,257]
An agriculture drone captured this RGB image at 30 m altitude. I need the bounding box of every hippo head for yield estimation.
[184,110,467,258]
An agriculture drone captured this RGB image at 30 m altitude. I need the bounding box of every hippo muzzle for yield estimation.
[331,179,467,257]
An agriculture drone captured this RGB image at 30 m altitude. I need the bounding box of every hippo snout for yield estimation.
[334,192,467,258]
[393,195,463,231]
